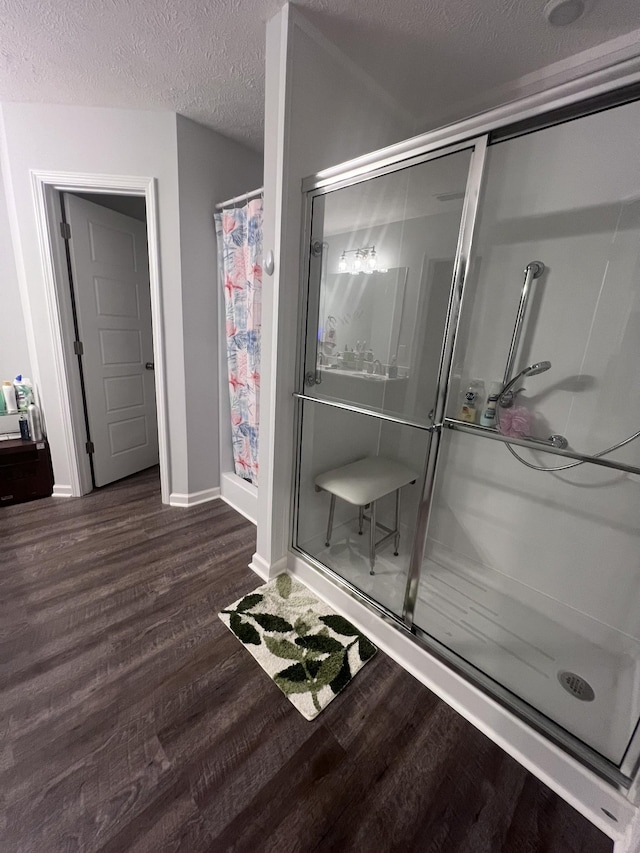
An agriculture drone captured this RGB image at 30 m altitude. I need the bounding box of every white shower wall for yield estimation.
[432,99,640,637]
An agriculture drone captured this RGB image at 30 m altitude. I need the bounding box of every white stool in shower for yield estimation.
[314,456,418,575]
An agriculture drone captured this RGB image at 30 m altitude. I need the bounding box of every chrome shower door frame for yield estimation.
[401,136,488,626]
[291,133,489,625]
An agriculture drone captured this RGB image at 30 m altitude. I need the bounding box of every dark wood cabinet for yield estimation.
[0,438,54,505]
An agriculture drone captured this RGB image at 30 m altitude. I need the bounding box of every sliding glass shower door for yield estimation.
[293,141,485,619]
[411,99,640,778]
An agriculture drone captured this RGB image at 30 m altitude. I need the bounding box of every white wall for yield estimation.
[255,4,415,574]
[0,169,30,436]
[176,115,262,497]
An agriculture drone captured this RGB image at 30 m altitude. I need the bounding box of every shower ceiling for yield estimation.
[1,0,640,150]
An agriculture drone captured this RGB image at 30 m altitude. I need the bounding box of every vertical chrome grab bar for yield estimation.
[502,261,545,386]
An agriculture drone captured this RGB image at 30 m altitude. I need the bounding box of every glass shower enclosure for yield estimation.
[292,97,640,786]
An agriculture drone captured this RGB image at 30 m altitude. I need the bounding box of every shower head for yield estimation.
[499,361,551,406]
[523,361,551,377]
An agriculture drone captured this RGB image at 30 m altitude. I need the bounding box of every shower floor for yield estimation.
[302,519,640,766]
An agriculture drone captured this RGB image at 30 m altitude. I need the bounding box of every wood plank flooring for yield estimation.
[0,467,613,852]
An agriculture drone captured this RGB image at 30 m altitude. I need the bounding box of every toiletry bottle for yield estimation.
[2,381,18,414]
[0,388,6,415]
[480,381,502,428]
[14,375,33,411]
[19,412,30,440]
[27,401,44,441]
[458,380,484,424]
[458,385,477,423]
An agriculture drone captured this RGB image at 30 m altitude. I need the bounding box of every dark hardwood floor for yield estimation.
[0,467,613,852]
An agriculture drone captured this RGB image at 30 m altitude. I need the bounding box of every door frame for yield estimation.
[30,170,169,503]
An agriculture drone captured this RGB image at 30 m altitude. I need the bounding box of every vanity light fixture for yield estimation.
[337,245,379,274]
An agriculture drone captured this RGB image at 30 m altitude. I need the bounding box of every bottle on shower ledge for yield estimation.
[458,379,484,424]
[480,381,502,428]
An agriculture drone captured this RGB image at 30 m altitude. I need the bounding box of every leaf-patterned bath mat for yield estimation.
[219,573,377,720]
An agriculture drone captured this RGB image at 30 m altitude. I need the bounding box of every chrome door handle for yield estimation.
[145,362,154,370]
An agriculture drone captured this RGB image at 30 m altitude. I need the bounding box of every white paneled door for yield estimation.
[64,194,159,487]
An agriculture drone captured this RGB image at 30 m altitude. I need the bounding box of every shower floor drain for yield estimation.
[558,671,595,701]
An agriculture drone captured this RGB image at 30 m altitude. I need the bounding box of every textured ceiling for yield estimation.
[1,0,639,151]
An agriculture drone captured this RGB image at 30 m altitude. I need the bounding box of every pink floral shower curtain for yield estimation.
[215,198,263,486]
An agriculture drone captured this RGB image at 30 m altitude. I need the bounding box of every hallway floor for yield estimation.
[1,469,613,852]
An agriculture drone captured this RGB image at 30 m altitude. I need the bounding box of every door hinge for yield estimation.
[73,340,84,356]
[85,440,94,454]
[60,221,71,240]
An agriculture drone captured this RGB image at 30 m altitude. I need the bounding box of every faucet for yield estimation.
[373,359,384,376]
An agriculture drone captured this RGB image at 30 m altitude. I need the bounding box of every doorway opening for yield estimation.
[32,171,169,502]
[60,191,158,490]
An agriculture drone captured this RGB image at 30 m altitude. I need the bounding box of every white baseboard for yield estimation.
[220,471,257,524]
[52,484,73,498]
[169,487,221,507]
[249,553,288,581]
[287,552,633,845]
[249,553,270,580]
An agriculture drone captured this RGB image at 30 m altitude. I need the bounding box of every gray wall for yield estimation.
[0,171,30,381]
[176,114,262,495]
[69,192,147,221]
[0,169,31,436]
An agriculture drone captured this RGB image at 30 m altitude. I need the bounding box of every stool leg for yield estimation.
[369,500,376,575]
[325,494,336,548]
[394,488,401,556]
[358,505,364,535]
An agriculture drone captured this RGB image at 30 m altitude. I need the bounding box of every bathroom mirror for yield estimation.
[317,267,408,369]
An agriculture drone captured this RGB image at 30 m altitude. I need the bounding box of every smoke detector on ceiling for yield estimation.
[544,0,585,25]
